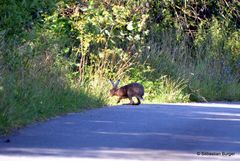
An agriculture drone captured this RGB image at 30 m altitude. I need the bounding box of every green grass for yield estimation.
[0,70,105,135]
[138,28,240,103]
[188,60,240,101]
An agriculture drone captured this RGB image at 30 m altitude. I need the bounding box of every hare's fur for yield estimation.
[109,80,144,105]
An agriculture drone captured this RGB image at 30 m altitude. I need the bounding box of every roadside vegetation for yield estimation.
[0,0,239,134]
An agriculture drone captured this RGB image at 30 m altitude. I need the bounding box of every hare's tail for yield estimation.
[138,96,144,101]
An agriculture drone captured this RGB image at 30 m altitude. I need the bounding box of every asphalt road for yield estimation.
[1,103,240,161]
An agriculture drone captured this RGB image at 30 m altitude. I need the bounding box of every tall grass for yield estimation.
[143,27,240,102]
[0,71,103,134]
[76,48,191,104]
[0,38,105,135]
[142,76,190,103]
[188,57,240,101]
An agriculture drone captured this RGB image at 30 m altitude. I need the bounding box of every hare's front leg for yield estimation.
[117,97,122,104]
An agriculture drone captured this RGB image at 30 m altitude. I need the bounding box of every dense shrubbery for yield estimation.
[0,0,239,134]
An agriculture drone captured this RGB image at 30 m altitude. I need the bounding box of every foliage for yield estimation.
[0,32,104,134]
[146,25,240,102]
[68,0,149,81]
[151,0,240,36]
[0,0,56,38]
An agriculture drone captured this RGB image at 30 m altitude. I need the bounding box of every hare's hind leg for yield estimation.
[135,97,141,105]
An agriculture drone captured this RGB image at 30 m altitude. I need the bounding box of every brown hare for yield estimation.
[109,79,144,105]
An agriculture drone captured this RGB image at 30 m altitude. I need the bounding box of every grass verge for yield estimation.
[0,69,105,135]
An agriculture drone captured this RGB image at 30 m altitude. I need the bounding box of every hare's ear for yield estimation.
[115,79,120,87]
[109,79,115,87]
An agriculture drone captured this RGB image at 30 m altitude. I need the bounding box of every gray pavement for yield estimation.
[1,103,240,161]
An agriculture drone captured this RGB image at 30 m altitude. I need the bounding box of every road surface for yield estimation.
[1,103,240,161]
